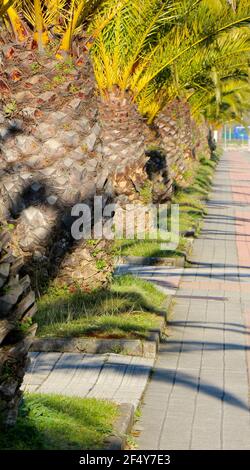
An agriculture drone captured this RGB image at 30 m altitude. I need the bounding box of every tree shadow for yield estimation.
[150,365,249,411]
[169,319,249,333]
[26,351,250,413]
[1,168,114,295]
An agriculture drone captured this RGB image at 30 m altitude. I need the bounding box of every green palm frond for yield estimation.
[90,0,250,108]
[90,0,189,93]
[189,71,250,125]
[137,20,250,122]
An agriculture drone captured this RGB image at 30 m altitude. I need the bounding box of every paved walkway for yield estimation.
[23,353,153,409]
[134,149,250,450]
[23,150,250,449]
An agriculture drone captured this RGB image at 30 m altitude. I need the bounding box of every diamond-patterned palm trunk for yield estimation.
[97,88,149,203]
[0,228,37,428]
[193,118,211,159]
[156,100,209,188]
[177,101,196,159]
[155,100,185,186]
[155,100,205,186]
[0,45,115,292]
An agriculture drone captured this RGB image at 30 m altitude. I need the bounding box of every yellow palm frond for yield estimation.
[90,0,250,107]
[57,0,103,57]
[2,0,29,41]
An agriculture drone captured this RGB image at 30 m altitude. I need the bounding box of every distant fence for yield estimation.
[222,124,250,149]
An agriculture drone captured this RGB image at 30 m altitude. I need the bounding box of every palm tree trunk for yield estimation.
[194,118,211,159]
[155,100,202,187]
[0,48,116,292]
[178,101,195,157]
[207,125,217,156]
[0,228,37,428]
[155,100,184,184]
[98,87,149,202]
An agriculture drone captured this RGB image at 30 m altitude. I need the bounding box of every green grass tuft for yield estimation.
[114,154,219,258]
[35,274,166,339]
[0,394,117,450]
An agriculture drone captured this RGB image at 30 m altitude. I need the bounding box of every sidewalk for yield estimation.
[134,149,250,450]
[23,353,154,409]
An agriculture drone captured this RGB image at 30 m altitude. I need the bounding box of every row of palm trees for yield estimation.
[90,1,250,161]
[0,0,250,429]
[2,1,249,168]
[1,2,250,114]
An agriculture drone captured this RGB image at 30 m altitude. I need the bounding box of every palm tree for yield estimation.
[0,226,37,427]
[89,0,250,195]
[181,26,250,151]
[188,68,250,147]
[136,1,250,180]
[1,0,249,272]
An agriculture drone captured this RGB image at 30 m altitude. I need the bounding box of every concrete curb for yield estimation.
[31,336,157,358]
[104,403,135,450]
[115,238,195,269]
[116,255,185,267]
